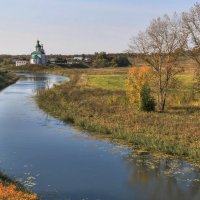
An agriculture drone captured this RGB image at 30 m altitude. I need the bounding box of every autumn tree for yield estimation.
[129,14,188,111]
[126,66,155,111]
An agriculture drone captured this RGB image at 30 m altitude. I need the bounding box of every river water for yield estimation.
[0,73,199,200]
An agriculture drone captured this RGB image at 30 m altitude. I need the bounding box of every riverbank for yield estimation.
[12,65,200,166]
[0,172,37,200]
[0,70,18,91]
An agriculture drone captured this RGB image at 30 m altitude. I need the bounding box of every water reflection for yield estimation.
[16,73,68,93]
[126,154,200,200]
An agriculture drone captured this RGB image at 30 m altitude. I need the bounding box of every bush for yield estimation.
[112,55,130,67]
[92,59,111,68]
[141,85,156,112]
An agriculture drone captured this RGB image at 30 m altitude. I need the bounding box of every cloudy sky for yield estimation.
[0,0,198,55]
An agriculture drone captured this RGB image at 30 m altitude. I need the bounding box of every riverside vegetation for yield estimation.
[0,172,37,200]
[12,64,200,166]
[0,70,18,91]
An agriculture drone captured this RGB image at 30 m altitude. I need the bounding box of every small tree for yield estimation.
[126,66,154,111]
[141,85,156,112]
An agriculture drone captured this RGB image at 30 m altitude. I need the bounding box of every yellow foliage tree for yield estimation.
[126,66,152,110]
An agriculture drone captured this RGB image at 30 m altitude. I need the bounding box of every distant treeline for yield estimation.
[0,52,131,68]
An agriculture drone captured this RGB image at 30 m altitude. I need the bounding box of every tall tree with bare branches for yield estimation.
[129,14,188,111]
[182,3,200,67]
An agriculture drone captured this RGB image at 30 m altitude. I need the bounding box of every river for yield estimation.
[0,73,199,200]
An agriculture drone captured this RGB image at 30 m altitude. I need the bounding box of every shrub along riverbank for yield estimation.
[0,70,18,91]
[12,65,200,165]
[0,172,37,200]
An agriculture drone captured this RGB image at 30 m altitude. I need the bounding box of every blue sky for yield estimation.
[0,0,198,54]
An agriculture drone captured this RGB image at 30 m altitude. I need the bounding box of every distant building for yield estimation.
[30,40,47,65]
[66,60,74,65]
[48,58,57,64]
[84,57,92,63]
[16,60,28,66]
[73,56,83,61]
[48,57,66,64]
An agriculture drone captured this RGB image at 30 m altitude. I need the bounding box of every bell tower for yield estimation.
[36,40,41,52]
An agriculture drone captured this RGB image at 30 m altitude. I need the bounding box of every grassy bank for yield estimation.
[0,70,18,91]
[0,172,37,199]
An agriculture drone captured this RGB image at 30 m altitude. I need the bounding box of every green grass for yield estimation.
[87,72,200,106]
[88,73,195,91]
[177,73,194,82]
[88,74,126,90]
[176,73,195,88]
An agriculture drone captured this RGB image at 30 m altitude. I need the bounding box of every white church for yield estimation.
[30,40,47,64]
[16,40,47,66]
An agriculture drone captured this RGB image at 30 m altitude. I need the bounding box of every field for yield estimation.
[87,73,200,106]
[88,74,126,90]
[88,73,195,91]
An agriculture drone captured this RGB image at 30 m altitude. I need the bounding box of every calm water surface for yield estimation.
[0,73,199,200]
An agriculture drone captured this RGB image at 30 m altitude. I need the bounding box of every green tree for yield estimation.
[141,85,156,112]
[93,52,111,67]
[112,55,130,67]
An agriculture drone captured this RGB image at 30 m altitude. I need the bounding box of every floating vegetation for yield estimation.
[127,153,200,187]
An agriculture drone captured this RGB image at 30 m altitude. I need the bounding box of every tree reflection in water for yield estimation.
[125,154,200,200]
[17,73,68,93]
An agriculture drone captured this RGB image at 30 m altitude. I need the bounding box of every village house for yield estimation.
[15,60,28,66]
